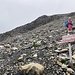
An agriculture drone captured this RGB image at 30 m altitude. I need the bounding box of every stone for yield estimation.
[60,48,68,53]
[72,54,75,59]
[67,68,74,74]
[21,53,27,57]
[54,50,60,53]
[0,45,4,49]
[56,60,62,66]
[61,64,67,69]
[19,62,44,75]
[66,72,70,75]
[58,56,68,60]
[58,47,61,50]
[11,47,18,51]
[48,44,53,49]
[18,56,23,62]
[49,35,53,38]
[4,44,11,48]
[33,53,38,57]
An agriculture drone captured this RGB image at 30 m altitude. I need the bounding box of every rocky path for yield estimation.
[0,19,75,75]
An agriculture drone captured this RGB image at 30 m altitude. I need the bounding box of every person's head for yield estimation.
[68,17,71,20]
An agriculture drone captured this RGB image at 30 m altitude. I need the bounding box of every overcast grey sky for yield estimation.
[0,0,75,33]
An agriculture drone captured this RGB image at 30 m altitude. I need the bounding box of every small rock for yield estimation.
[0,45,4,49]
[58,47,61,50]
[18,56,23,62]
[21,53,27,57]
[67,68,74,74]
[11,47,18,50]
[61,64,67,69]
[33,53,37,57]
[48,44,53,49]
[4,44,11,48]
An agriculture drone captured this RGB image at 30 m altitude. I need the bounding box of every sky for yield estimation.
[0,0,75,33]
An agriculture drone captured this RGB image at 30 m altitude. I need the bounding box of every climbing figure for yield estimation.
[67,17,73,32]
[65,17,73,32]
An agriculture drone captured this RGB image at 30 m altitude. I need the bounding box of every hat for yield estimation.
[68,17,71,19]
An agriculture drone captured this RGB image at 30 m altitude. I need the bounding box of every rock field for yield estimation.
[0,12,75,75]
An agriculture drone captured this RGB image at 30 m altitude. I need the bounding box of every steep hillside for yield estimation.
[1,12,75,42]
[0,12,75,75]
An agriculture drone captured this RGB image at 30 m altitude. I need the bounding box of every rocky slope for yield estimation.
[0,12,75,42]
[0,12,75,75]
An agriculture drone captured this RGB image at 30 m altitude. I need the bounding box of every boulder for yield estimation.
[19,62,44,75]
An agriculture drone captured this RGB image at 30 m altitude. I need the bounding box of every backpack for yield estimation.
[65,20,68,27]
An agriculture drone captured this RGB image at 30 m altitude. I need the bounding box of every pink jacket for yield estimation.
[67,19,72,25]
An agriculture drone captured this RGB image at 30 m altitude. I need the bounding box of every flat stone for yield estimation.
[60,48,68,53]
[54,50,60,53]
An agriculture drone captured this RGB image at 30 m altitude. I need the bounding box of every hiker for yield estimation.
[65,17,73,32]
[67,17,73,32]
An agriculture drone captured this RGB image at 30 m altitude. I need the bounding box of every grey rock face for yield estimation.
[0,12,75,75]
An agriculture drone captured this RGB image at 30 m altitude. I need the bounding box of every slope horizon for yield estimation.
[0,11,75,34]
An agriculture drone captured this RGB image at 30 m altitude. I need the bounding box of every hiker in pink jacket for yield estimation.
[67,17,73,32]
